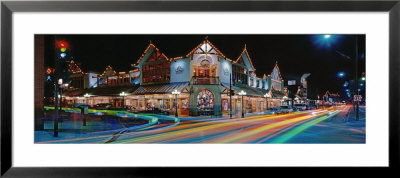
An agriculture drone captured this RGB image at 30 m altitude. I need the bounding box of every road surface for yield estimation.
[35,105,365,144]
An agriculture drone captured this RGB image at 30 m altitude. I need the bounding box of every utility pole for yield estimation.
[53,38,70,137]
[54,83,59,137]
[355,36,359,121]
[53,37,59,137]
[59,83,62,111]
[229,73,232,119]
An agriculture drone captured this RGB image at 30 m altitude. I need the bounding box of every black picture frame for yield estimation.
[1,0,399,177]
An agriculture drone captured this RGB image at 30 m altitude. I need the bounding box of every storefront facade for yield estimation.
[63,39,287,116]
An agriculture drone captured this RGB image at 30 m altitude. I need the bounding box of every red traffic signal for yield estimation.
[56,40,69,49]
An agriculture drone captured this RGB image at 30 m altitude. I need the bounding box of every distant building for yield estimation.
[68,60,100,90]
[284,73,311,105]
[322,91,341,103]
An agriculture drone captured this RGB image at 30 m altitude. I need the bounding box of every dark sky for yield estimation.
[44,34,365,98]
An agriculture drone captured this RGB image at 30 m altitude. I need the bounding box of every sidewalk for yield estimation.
[35,112,158,143]
[328,106,366,123]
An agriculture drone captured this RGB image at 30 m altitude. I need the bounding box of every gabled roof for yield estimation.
[234,44,256,72]
[185,38,228,60]
[97,65,117,77]
[132,42,169,67]
[271,61,283,81]
[324,91,340,97]
[68,60,84,74]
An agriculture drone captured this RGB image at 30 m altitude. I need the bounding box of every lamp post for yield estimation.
[84,93,90,105]
[282,96,288,107]
[239,90,246,118]
[322,34,360,120]
[53,78,63,137]
[83,93,90,126]
[264,93,271,112]
[229,73,232,119]
[59,83,68,111]
[172,89,181,117]
[120,92,127,109]
[58,79,63,111]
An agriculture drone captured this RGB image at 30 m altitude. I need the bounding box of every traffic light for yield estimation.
[54,40,72,84]
[361,72,366,81]
[56,40,70,61]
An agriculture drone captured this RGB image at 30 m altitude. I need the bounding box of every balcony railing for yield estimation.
[191,76,220,85]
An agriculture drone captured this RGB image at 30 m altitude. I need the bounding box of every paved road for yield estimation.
[35,105,365,144]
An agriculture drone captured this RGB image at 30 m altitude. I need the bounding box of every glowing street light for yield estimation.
[337,72,346,78]
[239,90,247,118]
[318,34,361,120]
[264,93,271,112]
[120,92,127,109]
[83,93,90,126]
[84,93,90,105]
[172,90,181,117]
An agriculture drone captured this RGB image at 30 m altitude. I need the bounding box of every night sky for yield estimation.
[43,34,366,99]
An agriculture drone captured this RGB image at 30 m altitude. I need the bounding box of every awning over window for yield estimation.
[63,86,139,97]
[62,89,85,97]
[221,83,267,97]
[132,82,189,95]
[271,91,285,99]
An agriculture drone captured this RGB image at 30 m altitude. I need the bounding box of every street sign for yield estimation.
[354,95,362,101]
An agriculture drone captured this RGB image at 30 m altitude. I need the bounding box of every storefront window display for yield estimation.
[197,89,214,111]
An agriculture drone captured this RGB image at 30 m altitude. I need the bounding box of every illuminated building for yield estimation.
[285,73,311,105]
[63,39,286,116]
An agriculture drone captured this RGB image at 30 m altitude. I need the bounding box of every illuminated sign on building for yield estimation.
[176,65,184,73]
[223,67,230,76]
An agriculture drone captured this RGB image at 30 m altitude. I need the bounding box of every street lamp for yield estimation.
[172,89,181,117]
[282,96,289,106]
[337,72,346,78]
[320,34,361,120]
[120,92,127,109]
[84,93,90,106]
[239,90,247,118]
[59,83,69,111]
[83,93,90,126]
[264,93,271,112]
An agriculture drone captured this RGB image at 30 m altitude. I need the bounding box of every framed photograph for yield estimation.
[1,0,399,177]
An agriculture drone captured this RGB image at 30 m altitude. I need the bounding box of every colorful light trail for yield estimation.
[36,105,364,144]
